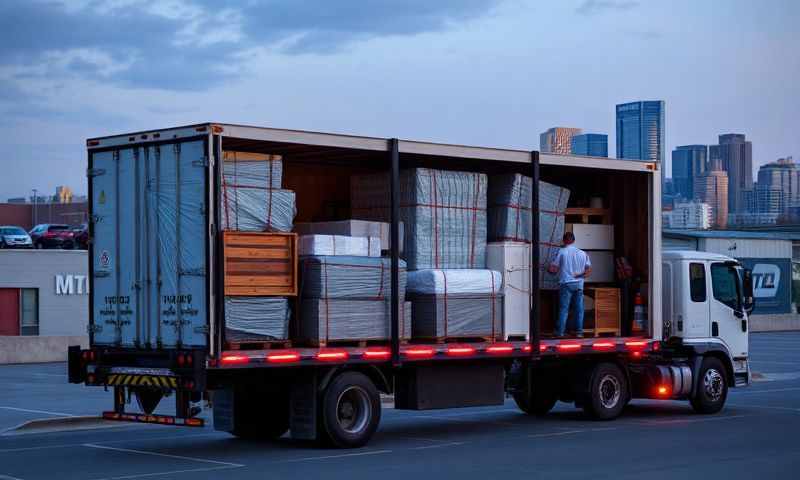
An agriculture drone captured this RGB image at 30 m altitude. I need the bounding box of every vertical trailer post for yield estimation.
[530,151,540,356]
[213,135,224,359]
[389,138,402,366]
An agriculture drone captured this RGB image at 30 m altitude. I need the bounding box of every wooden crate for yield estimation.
[585,287,620,337]
[565,207,611,225]
[223,232,298,296]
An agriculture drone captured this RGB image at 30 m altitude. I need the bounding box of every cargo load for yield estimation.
[486,242,531,340]
[298,234,381,257]
[294,219,403,253]
[407,269,503,340]
[351,168,487,270]
[297,300,412,345]
[224,296,291,342]
[299,256,407,300]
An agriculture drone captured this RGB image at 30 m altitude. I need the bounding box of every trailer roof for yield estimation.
[87,122,657,173]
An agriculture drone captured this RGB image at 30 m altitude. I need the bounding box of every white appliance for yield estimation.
[487,242,530,340]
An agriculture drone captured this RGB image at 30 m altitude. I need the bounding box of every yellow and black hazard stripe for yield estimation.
[106,374,179,389]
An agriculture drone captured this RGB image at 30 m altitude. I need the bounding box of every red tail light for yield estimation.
[363,347,391,360]
[656,385,670,396]
[625,340,649,351]
[220,354,249,366]
[177,354,185,367]
[266,351,300,363]
[404,347,435,359]
[446,345,476,357]
[522,345,532,353]
[315,349,349,362]
[592,341,616,351]
[556,342,582,352]
[486,343,514,354]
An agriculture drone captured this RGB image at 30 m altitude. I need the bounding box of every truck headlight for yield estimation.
[734,359,748,373]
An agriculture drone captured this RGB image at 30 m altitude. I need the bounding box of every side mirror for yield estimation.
[742,268,755,315]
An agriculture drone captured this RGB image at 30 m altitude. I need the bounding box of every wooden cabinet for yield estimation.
[223,232,298,296]
[584,287,621,337]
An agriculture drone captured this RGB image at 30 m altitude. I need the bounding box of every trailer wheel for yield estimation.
[583,363,627,420]
[319,371,381,448]
[231,390,290,440]
[690,357,728,414]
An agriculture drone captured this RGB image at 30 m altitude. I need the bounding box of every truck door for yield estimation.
[709,262,749,358]
[684,261,710,337]
[90,139,208,349]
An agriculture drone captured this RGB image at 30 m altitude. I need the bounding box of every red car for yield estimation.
[29,224,75,249]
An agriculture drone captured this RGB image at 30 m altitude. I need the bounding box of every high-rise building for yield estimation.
[540,127,582,155]
[710,133,752,214]
[662,201,712,230]
[571,133,608,157]
[615,101,665,163]
[693,160,729,228]
[755,157,800,213]
[671,145,708,200]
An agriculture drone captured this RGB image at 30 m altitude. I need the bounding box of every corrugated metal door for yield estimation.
[0,289,20,336]
[91,140,208,348]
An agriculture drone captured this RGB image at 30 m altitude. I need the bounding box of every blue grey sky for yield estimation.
[0,0,797,198]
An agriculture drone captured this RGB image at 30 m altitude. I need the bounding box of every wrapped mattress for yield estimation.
[298,234,381,257]
[294,219,404,253]
[297,300,412,343]
[351,168,487,270]
[224,296,290,342]
[300,256,407,300]
[407,269,503,339]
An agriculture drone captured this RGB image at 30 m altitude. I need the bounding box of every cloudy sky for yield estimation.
[0,0,797,199]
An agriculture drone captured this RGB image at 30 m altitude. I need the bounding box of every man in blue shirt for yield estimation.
[548,231,592,337]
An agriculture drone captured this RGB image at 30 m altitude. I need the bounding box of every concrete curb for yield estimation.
[2,416,136,436]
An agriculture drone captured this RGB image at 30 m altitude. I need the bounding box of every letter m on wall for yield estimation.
[56,275,74,295]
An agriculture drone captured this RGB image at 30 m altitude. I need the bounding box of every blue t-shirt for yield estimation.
[553,245,592,288]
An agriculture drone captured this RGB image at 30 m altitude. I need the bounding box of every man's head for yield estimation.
[563,231,575,245]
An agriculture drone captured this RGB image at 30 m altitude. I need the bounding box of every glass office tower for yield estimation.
[571,133,608,157]
[671,145,708,200]
[616,101,665,163]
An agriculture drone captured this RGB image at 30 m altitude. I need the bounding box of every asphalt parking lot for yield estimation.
[1,332,799,480]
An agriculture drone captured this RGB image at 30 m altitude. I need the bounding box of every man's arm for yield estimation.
[574,252,592,278]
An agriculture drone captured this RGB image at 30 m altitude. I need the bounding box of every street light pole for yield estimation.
[31,188,38,228]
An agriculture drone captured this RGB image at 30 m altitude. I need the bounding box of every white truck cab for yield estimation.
[662,250,753,390]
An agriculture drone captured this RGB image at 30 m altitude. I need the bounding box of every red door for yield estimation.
[0,289,20,335]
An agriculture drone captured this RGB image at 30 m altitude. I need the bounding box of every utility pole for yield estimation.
[31,188,38,228]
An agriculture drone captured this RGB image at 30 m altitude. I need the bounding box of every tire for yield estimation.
[319,371,381,448]
[690,357,728,414]
[230,389,290,440]
[513,370,559,416]
[583,363,628,420]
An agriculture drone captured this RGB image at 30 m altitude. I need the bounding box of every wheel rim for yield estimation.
[703,368,724,402]
[599,374,621,409]
[336,386,371,434]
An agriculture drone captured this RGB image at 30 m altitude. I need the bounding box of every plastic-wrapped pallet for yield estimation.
[487,174,570,290]
[407,269,503,340]
[294,220,404,253]
[298,235,381,257]
[299,256,406,300]
[298,300,412,344]
[224,296,290,342]
[219,152,296,232]
[351,168,488,270]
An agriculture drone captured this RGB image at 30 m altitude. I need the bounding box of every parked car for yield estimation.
[73,223,89,250]
[0,225,33,249]
[29,223,75,249]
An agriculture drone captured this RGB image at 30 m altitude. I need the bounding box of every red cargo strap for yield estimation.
[470,173,479,267]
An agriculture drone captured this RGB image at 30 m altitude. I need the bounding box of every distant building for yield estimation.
[662,201,712,230]
[571,133,608,157]
[757,157,800,214]
[616,100,665,163]
[710,133,753,214]
[6,197,27,204]
[54,186,74,204]
[672,145,708,200]
[540,127,582,155]
[693,160,729,228]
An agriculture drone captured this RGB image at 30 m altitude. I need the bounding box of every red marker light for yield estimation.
[632,351,642,358]
[557,342,582,352]
[404,347,435,359]
[220,354,249,366]
[657,385,670,396]
[266,351,301,363]
[486,343,514,354]
[446,345,476,357]
[363,347,391,360]
[522,345,532,353]
[316,349,349,362]
[625,340,649,351]
[592,341,616,351]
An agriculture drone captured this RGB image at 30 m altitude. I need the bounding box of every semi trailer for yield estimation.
[68,123,753,448]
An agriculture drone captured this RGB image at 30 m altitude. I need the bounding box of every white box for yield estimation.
[298,235,381,257]
[487,242,530,340]
[294,220,403,252]
[586,250,615,283]
[566,224,615,250]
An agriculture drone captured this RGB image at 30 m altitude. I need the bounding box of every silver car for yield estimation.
[0,225,33,249]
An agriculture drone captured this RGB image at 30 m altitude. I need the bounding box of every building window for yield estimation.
[20,289,39,336]
[690,263,706,302]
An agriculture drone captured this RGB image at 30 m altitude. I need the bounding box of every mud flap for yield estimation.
[290,371,318,440]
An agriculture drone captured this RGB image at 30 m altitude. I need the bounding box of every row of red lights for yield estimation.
[219,340,652,366]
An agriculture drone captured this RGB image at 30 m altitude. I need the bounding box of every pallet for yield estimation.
[409,336,500,344]
[297,338,409,348]
[226,340,292,351]
[565,207,611,225]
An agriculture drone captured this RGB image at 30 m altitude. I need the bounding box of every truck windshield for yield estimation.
[711,263,740,310]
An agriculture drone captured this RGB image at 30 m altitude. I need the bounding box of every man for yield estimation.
[548,231,592,338]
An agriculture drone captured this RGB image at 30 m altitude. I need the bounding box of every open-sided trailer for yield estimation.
[69,123,752,448]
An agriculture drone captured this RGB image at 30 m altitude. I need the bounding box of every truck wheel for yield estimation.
[583,363,627,420]
[231,390,290,440]
[690,357,728,414]
[320,371,381,448]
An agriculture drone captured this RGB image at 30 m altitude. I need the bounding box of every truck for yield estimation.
[68,123,754,448]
